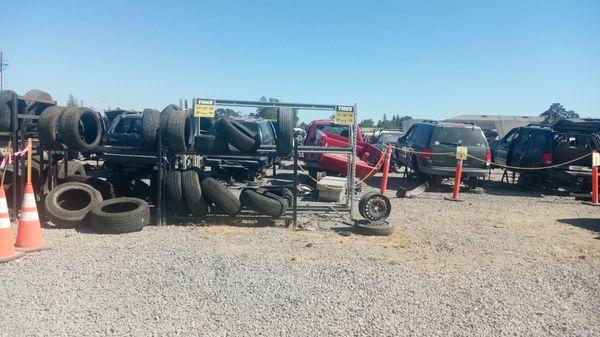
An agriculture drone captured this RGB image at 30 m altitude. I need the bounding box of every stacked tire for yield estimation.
[239,186,292,218]
[38,106,103,150]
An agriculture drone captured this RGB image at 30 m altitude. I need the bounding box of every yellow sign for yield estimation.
[335,105,355,125]
[456,146,468,160]
[194,99,215,118]
[593,152,600,167]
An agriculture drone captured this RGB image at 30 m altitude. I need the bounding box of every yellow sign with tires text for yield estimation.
[194,99,215,118]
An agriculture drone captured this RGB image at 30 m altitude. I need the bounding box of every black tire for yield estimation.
[165,170,188,214]
[215,118,258,153]
[59,107,102,150]
[240,188,286,218]
[23,89,53,115]
[276,107,294,155]
[166,110,193,152]
[160,104,180,136]
[353,220,394,236]
[56,160,86,179]
[181,169,209,216]
[257,186,293,207]
[90,197,149,234]
[63,175,115,200]
[193,134,229,154]
[37,105,65,149]
[358,192,391,221]
[0,90,26,131]
[200,177,240,216]
[107,172,151,201]
[44,182,103,228]
[140,108,161,150]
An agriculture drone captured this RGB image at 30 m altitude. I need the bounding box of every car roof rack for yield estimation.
[525,123,551,128]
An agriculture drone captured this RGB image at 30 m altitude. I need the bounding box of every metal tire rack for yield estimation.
[165,99,358,227]
[0,92,55,217]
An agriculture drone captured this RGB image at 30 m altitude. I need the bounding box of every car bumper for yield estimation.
[420,166,489,178]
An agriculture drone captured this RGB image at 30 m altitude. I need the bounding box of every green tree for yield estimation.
[540,103,579,125]
[298,121,309,130]
[359,118,375,128]
[214,108,240,120]
[66,94,79,108]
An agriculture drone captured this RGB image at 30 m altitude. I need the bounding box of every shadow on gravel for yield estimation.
[557,218,600,239]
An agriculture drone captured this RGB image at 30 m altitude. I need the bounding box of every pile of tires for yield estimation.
[139,105,194,152]
[240,186,292,218]
[38,106,103,150]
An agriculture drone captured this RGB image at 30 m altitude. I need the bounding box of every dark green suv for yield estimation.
[395,121,491,180]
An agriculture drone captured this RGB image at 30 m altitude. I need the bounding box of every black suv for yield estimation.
[491,119,600,190]
[395,121,491,181]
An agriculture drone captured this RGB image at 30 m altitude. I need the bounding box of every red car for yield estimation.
[303,120,384,179]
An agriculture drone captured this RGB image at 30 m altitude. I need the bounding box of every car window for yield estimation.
[402,125,416,142]
[259,122,273,142]
[378,132,403,144]
[316,124,350,137]
[503,129,518,143]
[114,118,132,133]
[527,131,551,149]
[418,126,433,143]
[433,127,487,146]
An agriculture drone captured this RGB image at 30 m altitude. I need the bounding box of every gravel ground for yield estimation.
[1,170,599,336]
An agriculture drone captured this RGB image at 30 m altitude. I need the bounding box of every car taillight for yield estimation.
[420,148,432,160]
[485,151,491,163]
[541,152,553,165]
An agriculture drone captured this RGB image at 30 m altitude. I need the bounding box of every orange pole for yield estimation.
[452,159,463,200]
[592,165,598,205]
[380,144,392,194]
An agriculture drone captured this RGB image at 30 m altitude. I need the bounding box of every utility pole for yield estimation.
[0,52,8,91]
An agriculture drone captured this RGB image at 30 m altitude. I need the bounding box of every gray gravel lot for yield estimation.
[1,170,599,336]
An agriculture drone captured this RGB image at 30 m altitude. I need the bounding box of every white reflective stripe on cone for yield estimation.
[0,199,7,213]
[0,217,10,229]
[20,211,39,222]
[22,194,36,208]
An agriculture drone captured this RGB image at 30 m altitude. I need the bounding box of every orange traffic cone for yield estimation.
[15,183,47,252]
[0,186,23,262]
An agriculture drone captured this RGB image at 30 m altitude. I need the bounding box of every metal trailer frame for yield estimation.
[0,92,55,218]
[166,98,358,227]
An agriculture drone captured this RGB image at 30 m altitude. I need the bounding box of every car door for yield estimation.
[396,125,417,166]
[493,128,518,166]
[508,129,531,167]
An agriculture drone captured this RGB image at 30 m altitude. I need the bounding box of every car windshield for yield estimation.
[433,127,486,146]
[378,133,403,144]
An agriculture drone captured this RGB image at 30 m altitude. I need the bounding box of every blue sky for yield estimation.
[1,0,598,122]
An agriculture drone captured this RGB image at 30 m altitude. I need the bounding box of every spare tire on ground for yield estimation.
[140,108,161,150]
[276,107,294,156]
[63,175,115,200]
[90,197,149,234]
[215,118,258,153]
[166,110,193,152]
[59,107,102,150]
[181,169,209,216]
[23,89,53,115]
[193,134,229,154]
[44,182,103,228]
[56,160,86,179]
[240,188,287,218]
[353,219,394,236]
[38,106,67,149]
[200,177,240,216]
[256,186,293,207]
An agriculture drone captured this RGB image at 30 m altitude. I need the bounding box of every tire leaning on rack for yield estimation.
[200,177,241,216]
[215,118,258,153]
[44,182,103,228]
[59,107,102,151]
[63,175,115,200]
[23,89,53,115]
[276,107,294,156]
[240,188,287,218]
[181,169,209,216]
[166,110,194,152]
[38,106,67,149]
[90,197,149,234]
[140,108,161,150]
[165,170,188,214]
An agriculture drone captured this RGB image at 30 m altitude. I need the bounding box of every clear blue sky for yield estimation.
[1,0,599,122]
